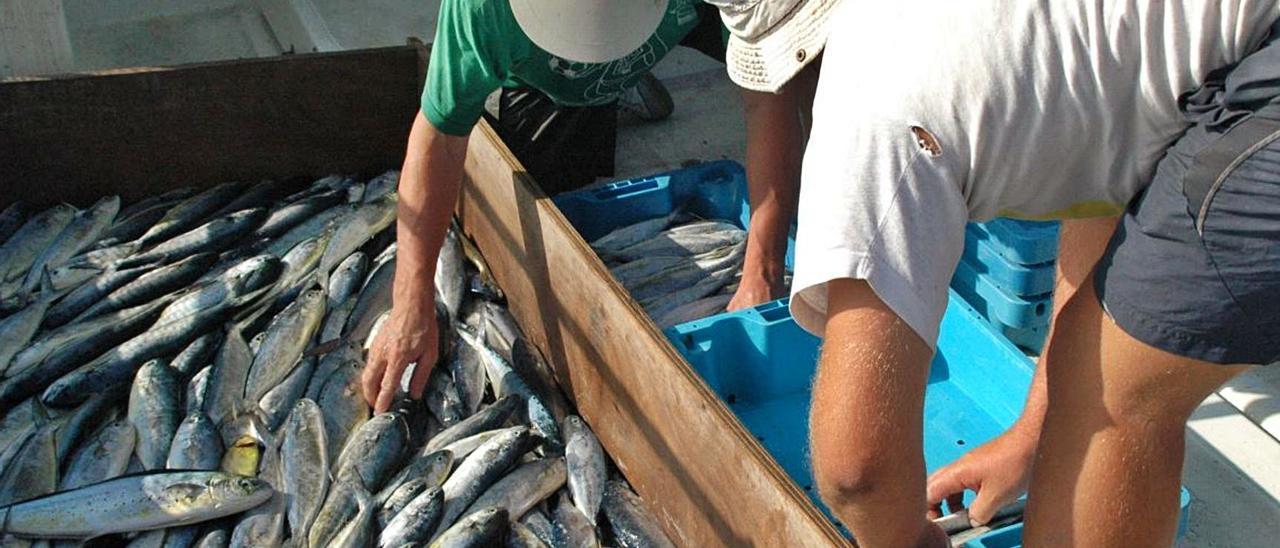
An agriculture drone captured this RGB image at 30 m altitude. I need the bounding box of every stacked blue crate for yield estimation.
[952,219,1060,354]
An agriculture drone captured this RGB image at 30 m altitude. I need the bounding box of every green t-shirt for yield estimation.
[422,0,703,136]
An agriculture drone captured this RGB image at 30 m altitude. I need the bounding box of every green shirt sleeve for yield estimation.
[422,0,509,136]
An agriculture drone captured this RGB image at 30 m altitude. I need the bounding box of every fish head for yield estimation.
[300,288,327,307]
[208,475,274,505]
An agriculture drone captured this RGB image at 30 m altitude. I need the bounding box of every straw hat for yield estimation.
[709,0,841,92]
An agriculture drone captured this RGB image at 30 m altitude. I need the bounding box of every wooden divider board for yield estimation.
[457,121,849,547]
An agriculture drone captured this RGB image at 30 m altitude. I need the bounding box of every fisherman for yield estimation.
[706,0,837,311]
[778,2,1280,546]
[363,0,732,412]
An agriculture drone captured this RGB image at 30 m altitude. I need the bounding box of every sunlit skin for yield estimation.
[927,216,1121,524]
[728,62,819,311]
[363,112,468,414]
[811,278,948,547]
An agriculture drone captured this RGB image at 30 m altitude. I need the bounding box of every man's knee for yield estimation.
[811,430,896,507]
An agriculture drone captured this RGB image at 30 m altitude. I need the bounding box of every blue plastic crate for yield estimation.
[553,160,796,269]
[666,294,1190,544]
[666,292,1034,537]
[952,258,1052,329]
[969,219,1060,266]
[997,323,1050,355]
[962,490,1191,547]
[962,227,1056,297]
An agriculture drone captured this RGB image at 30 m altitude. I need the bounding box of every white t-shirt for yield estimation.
[791,0,1279,345]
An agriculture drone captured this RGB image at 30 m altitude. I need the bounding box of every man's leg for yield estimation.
[1024,275,1248,546]
[811,278,948,548]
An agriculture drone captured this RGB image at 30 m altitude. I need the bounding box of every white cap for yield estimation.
[708,0,841,93]
[510,0,670,64]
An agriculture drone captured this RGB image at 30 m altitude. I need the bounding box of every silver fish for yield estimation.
[466,458,567,521]
[281,399,330,540]
[328,251,369,309]
[601,481,674,548]
[375,449,453,509]
[433,507,508,548]
[423,395,521,454]
[378,478,430,529]
[327,478,376,548]
[588,208,685,256]
[436,227,467,320]
[129,360,184,470]
[553,495,599,548]
[651,293,732,330]
[0,204,77,284]
[604,220,745,263]
[563,416,607,525]
[59,419,135,491]
[433,427,535,539]
[0,472,272,540]
[317,359,370,468]
[0,424,58,506]
[135,182,248,248]
[317,193,397,280]
[167,412,223,470]
[244,288,326,402]
[332,412,410,492]
[508,520,551,548]
[21,196,119,296]
[204,328,254,424]
[258,355,316,431]
[123,208,268,268]
[378,486,443,547]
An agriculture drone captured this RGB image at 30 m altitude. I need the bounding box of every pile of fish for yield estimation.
[589,211,750,329]
[0,174,674,547]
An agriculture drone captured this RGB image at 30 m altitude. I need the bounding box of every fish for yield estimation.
[308,471,363,548]
[436,227,468,320]
[220,434,262,478]
[423,394,521,454]
[0,424,58,506]
[167,412,223,470]
[317,359,370,468]
[0,471,273,540]
[563,416,607,525]
[601,481,674,548]
[433,426,535,539]
[135,182,248,248]
[129,360,184,470]
[258,355,316,431]
[588,208,686,256]
[317,193,398,280]
[52,392,117,465]
[122,208,269,268]
[117,187,196,221]
[186,366,213,417]
[328,251,369,309]
[465,458,567,521]
[375,449,453,509]
[21,196,119,296]
[520,509,557,548]
[446,332,487,418]
[507,521,550,548]
[458,326,562,452]
[0,297,175,410]
[378,478,431,529]
[0,201,28,246]
[243,288,326,402]
[624,241,745,303]
[204,328,254,424]
[426,368,466,427]
[281,398,330,540]
[363,170,399,201]
[342,256,395,344]
[97,201,174,249]
[57,419,136,489]
[170,330,225,380]
[651,293,732,329]
[431,507,508,548]
[332,412,410,492]
[255,190,347,239]
[210,180,283,220]
[0,273,60,376]
[440,428,512,462]
[328,478,376,548]
[262,202,356,258]
[43,261,153,328]
[229,435,286,548]
[553,495,599,548]
[378,486,443,547]
[73,252,217,323]
[603,220,745,263]
[0,204,77,284]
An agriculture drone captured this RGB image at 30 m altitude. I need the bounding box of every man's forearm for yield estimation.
[392,112,471,313]
[740,87,804,284]
[1012,216,1122,436]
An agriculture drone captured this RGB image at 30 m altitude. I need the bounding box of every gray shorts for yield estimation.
[1095,22,1280,365]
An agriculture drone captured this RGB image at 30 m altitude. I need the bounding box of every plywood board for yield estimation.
[0,46,426,208]
[456,120,848,547]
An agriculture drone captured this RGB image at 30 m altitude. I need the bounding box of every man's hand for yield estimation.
[363,305,439,413]
[926,426,1038,526]
[727,268,786,311]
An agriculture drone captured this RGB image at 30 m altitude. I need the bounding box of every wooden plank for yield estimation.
[0,46,426,208]
[0,0,74,78]
[456,121,848,547]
